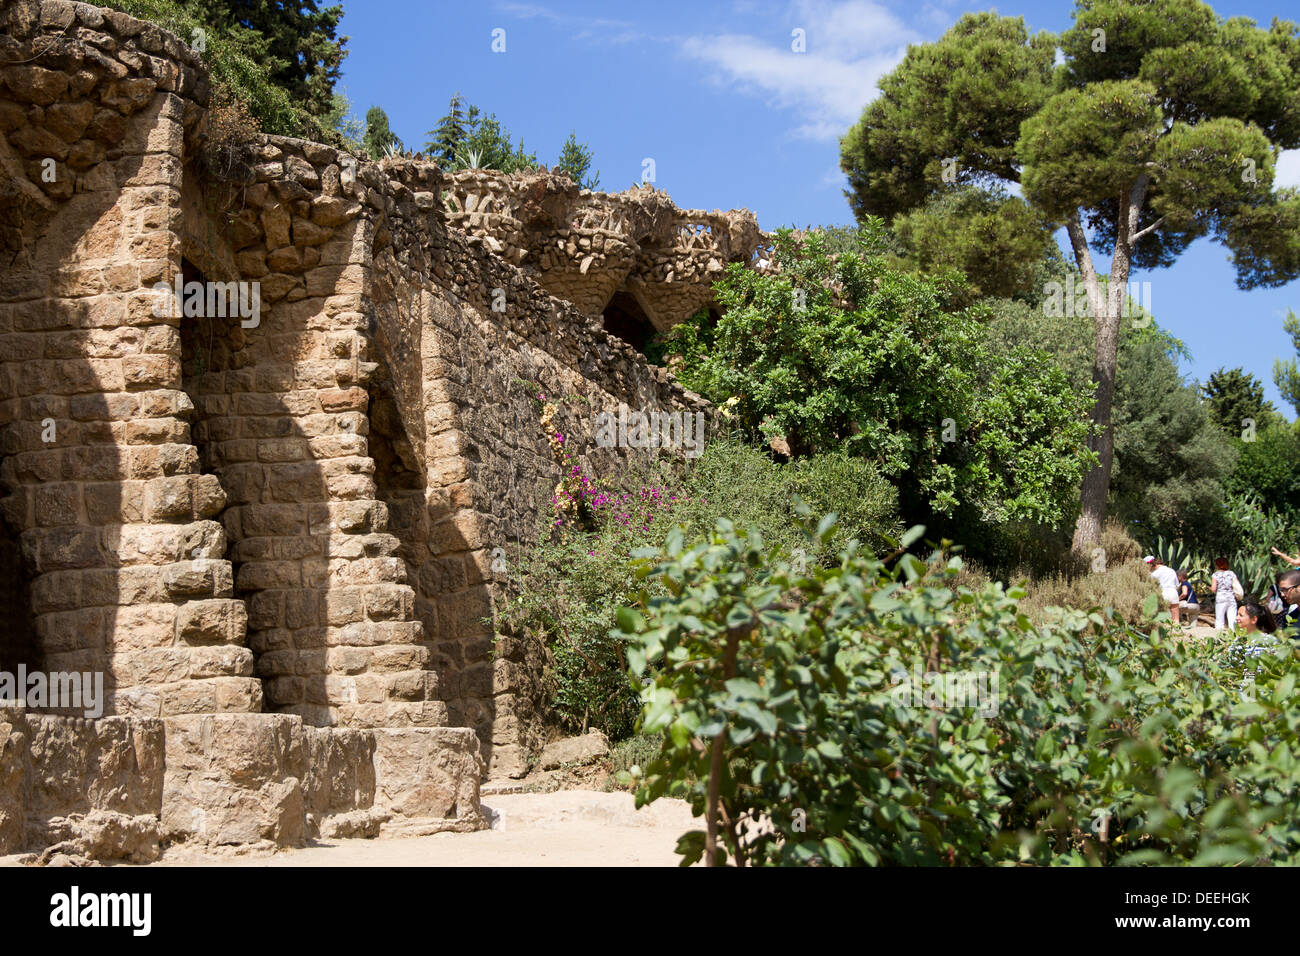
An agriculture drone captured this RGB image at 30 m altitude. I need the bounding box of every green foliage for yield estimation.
[555,131,600,190]
[890,186,1058,300]
[183,0,348,121]
[662,225,1097,541]
[496,440,900,741]
[1274,310,1300,417]
[1109,333,1237,548]
[1228,421,1300,517]
[620,516,1300,866]
[425,92,472,164]
[840,12,1056,221]
[1202,367,1278,435]
[320,92,363,153]
[361,106,402,160]
[983,276,1237,554]
[456,113,536,173]
[105,0,324,140]
[424,94,555,173]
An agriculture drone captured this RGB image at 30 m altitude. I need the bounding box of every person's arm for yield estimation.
[1271,546,1300,566]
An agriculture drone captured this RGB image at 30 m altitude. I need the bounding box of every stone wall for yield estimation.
[442,169,766,334]
[0,0,762,854]
[0,0,257,719]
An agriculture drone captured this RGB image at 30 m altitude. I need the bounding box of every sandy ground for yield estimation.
[134,790,698,867]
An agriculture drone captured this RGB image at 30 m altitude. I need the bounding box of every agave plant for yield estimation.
[1150,534,1193,573]
[455,146,485,170]
[1232,550,1276,602]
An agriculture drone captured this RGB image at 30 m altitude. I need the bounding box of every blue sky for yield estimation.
[333,0,1300,414]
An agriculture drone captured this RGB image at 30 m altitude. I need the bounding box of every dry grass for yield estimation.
[949,521,1154,625]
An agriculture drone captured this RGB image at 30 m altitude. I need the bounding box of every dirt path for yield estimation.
[144,790,698,867]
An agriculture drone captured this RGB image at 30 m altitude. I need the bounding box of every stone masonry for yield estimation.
[0,0,766,858]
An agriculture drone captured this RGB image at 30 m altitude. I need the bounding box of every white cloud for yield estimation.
[1276,149,1300,189]
[678,0,919,140]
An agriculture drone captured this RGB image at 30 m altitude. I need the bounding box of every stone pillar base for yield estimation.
[162,713,387,848]
[372,727,486,836]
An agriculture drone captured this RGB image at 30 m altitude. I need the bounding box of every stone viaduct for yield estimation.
[0,0,766,858]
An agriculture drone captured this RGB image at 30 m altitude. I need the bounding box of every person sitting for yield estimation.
[1176,570,1200,624]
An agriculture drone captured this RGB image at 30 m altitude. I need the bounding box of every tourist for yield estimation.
[1270,545,1300,567]
[1237,602,1278,636]
[1275,569,1300,637]
[1144,555,1181,625]
[1211,557,1242,632]
[1176,570,1200,624]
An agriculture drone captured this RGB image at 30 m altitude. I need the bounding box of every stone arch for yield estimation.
[601,289,656,354]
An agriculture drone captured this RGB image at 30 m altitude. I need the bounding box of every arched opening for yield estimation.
[602,290,655,354]
[0,512,38,676]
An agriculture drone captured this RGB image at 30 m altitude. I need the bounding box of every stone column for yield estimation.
[0,3,257,717]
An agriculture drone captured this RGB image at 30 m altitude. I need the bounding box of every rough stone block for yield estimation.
[371,726,485,835]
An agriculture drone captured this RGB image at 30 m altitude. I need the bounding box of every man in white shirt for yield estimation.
[1145,555,1182,625]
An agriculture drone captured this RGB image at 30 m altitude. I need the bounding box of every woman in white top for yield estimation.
[1211,556,1242,632]
[1145,556,1182,625]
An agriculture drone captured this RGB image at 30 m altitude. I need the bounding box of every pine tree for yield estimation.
[555,131,599,190]
[361,106,401,159]
[425,92,471,164]
[184,0,348,120]
[1203,367,1277,434]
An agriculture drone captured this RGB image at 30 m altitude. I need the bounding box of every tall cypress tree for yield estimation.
[425,93,471,164]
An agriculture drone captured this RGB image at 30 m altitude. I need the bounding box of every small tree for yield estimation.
[1203,367,1278,435]
[425,92,472,164]
[1273,311,1300,418]
[361,106,402,160]
[555,131,600,190]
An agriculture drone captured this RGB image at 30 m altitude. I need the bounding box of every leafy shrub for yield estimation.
[497,440,900,741]
[660,225,1097,539]
[617,516,1300,866]
[106,0,324,143]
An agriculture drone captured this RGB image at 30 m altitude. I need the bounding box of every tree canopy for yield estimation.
[663,225,1097,542]
[840,1,1300,554]
[1202,367,1278,435]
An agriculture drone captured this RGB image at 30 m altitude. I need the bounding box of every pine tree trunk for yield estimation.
[1067,179,1148,558]
[1072,308,1119,556]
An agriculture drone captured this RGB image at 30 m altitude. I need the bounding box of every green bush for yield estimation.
[496,439,900,742]
[617,516,1300,866]
[660,225,1097,541]
[105,0,323,142]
